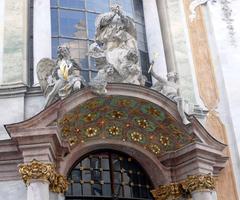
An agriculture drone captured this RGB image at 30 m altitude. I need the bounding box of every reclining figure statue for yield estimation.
[37,46,86,108]
[148,61,190,125]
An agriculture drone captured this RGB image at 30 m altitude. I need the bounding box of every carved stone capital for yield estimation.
[152,175,215,200]
[151,183,182,200]
[183,175,215,193]
[19,159,68,193]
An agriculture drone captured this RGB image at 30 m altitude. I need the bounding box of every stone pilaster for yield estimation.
[33,0,52,85]
[18,159,68,200]
[142,0,167,78]
[152,175,216,200]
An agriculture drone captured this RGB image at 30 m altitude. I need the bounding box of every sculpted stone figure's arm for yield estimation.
[96,12,116,30]
[149,61,167,85]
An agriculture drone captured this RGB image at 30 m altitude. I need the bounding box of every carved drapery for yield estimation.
[19,159,68,194]
[152,174,215,200]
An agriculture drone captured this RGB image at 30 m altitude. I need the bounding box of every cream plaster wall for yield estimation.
[0,96,24,140]
[2,0,27,85]
[0,0,4,84]
[205,1,240,197]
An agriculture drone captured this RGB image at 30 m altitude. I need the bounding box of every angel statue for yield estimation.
[88,5,146,94]
[148,60,190,125]
[37,46,86,108]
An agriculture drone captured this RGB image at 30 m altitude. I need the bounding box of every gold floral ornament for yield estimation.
[152,174,215,200]
[159,136,170,146]
[151,183,182,200]
[118,99,131,106]
[85,127,98,138]
[182,174,215,192]
[108,126,120,136]
[149,144,161,155]
[148,107,160,116]
[61,126,71,137]
[84,113,96,122]
[68,136,78,146]
[130,132,144,142]
[18,159,68,194]
[111,111,124,119]
[137,119,149,129]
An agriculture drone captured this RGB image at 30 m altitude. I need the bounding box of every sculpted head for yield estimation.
[57,46,71,59]
[167,72,178,82]
[127,49,138,64]
[105,64,114,75]
[110,4,122,14]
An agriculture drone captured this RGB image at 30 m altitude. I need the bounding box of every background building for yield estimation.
[0,0,240,200]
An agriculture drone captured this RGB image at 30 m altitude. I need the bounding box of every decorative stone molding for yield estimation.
[152,175,215,199]
[19,159,68,194]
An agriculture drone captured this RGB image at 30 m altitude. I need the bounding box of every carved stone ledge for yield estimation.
[151,175,215,200]
[18,159,68,194]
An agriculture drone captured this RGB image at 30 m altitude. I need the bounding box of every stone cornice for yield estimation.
[0,84,43,98]
[152,174,215,200]
[19,159,68,193]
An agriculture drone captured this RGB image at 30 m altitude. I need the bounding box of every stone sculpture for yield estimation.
[148,61,190,125]
[37,46,86,107]
[89,5,145,94]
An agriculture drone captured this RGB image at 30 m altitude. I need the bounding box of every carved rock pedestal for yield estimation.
[19,160,68,200]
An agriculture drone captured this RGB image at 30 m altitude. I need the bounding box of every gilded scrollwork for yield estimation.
[50,174,69,194]
[151,175,215,200]
[18,159,68,194]
[151,183,182,200]
[182,174,215,192]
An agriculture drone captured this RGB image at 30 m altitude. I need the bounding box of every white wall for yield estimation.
[0,180,27,200]
[206,0,240,196]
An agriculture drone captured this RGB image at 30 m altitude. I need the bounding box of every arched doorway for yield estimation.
[65,150,154,200]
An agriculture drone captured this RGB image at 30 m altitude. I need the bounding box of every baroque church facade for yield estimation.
[0,0,240,200]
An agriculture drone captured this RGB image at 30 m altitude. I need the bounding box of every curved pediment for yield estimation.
[5,84,226,157]
[58,95,200,157]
